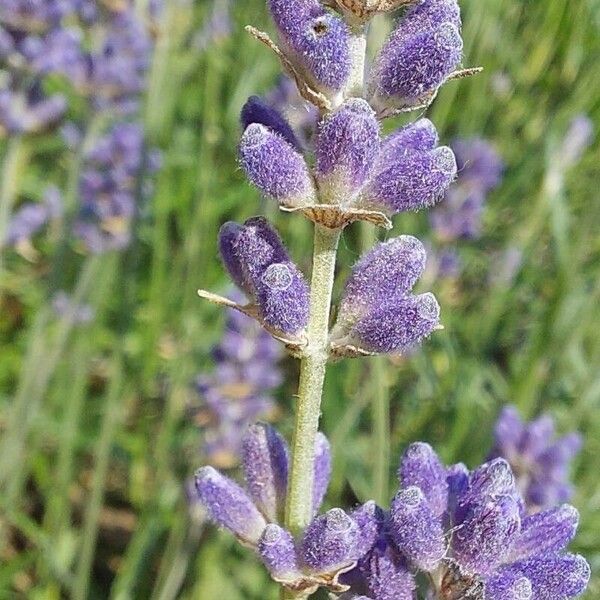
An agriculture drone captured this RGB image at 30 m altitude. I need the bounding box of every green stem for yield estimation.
[285,226,340,537]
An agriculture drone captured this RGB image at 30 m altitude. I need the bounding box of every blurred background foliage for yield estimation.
[0,0,599,598]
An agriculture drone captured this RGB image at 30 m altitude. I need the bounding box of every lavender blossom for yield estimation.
[74,122,159,253]
[51,291,95,324]
[369,0,463,110]
[267,0,351,97]
[3,186,62,247]
[218,217,310,336]
[190,307,282,468]
[489,405,583,512]
[341,443,589,600]
[331,236,440,355]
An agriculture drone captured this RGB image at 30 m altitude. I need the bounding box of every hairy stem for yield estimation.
[285,225,341,537]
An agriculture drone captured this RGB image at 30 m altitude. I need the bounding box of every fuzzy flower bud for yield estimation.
[258,524,302,583]
[313,432,332,515]
[268,0,351,96]
[218,217,310,335]
[239,123,315,208]
[315,99,380,204]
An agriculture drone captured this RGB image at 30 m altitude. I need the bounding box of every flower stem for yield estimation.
[285,225,340,537]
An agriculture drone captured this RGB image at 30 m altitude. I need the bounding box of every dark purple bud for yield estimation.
[268,0,351,95]
[446,462,469,520]
[258,524,302,583]
[362,544,416,600]
[363,146,456,215]
[484,572,533,600]
[370,23,462,108]
[195,466,267,545]
[506,555,590,599]
[390,486,445,571]
[241,423,289,523]
[452,495,521,576]
[350,501,384,555]
[218,218,310,335]
[313,432,332,515]
[240,96,301,150]
[299,508,361,574]
[239,124,315,208]
[348,293,441,354]
[399,442,448,517]
[511,504,579,561]
[315,99,380,203]
[334,236,427,335]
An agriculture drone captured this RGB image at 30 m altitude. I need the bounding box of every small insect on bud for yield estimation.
[268,0,352,97]
[239,123,316,209]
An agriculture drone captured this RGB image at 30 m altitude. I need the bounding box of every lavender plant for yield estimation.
[192,0,590,597]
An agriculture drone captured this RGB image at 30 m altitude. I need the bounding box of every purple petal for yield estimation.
[362,544,416,600]
[484,572,533,600]
[258,524,302,582]
[241,95,301,150]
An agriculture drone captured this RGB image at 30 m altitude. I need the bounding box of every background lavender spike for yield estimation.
[189,307,282,469]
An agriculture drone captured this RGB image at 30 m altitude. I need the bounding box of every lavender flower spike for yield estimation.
[315,99,380,205]
[369,0,463,110]
[218,217,310,336]
[239,123,315,208]
[489,405,582,512]
[267,0,351,98]
[195,466,267,545]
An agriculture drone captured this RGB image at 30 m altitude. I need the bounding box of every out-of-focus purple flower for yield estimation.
[267,0,351,98]
[430,137,503,242]
[74,122,159,253]
[0,1,75,31]
[331,236,440,355]
[190,307,282,468]
[218,217,310,336]
[489,405,583,513]
[51,291,95,324]
[341,443,589,600]
[195,0,232,51]
[0,87,67,136]
[3,186,62,247]
[369,0,463,111]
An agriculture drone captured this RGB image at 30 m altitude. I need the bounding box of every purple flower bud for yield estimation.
[363,146,456,215]
[446,462,469,520]
[241,423,289,523]
[361,544,416,600]
[401,0,462,35]
[464,458,516,502]
[218,218,310,335]
[505,555,590,599]
[313,432,332,515]
[239,123,315,208]
[399,442,448,517]
[268,0,351,95]
[370,23,462,108]
[258,524,302,582]
[350,501,384,556]
[333,236,427,336]
[484,572,533,600]
[511,504,579,561]
[299,508,360,574]
[195,466,267,545]
[241,96,301,151]
[389,486,445,571]
[348,293,441,354]
[452,495,521,576]
[315,99,380,203]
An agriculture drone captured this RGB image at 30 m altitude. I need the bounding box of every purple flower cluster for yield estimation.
[266,0,463,109]
[196,423,379,594]
[190,308,283,468]
[490,406,582,513]
[195,429,589,598]
[431,137,504,243]
[74,123,160,253]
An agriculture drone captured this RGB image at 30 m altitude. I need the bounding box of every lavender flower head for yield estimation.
[195,423,372,593]
[490,405,583,513]
[341,443,589,600]
[190,307,282,468]
[74,122,159,253]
